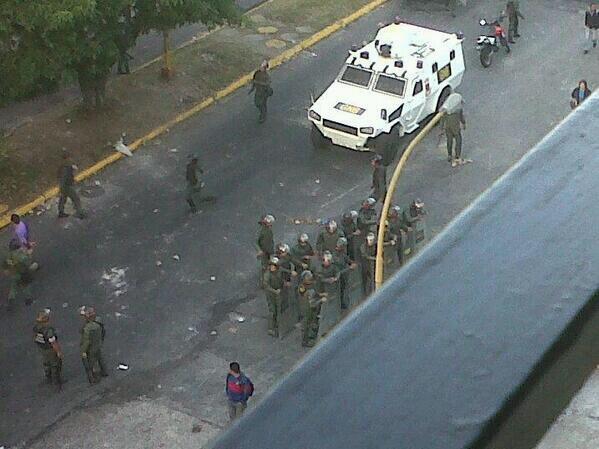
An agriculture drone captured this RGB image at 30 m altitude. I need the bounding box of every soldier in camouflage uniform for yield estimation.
[256,214,275,283]
[341,210,361,261]
[57,151,86,219]
[263,257,284,337]
[333,237,357,310]
[33,309,64,391]
[315,251,340,337]
[370,154,387,202]
[357,198,378,238]
[4,239,37,309]
[290,233,315,273]
[384,205,409,267]
[297,271,324,348]
[316,219,345,256]
[80,306,108,384]
[359,232,377,296]
[249,60,273,123]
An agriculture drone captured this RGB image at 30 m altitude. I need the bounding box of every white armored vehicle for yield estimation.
[308,18,465,152]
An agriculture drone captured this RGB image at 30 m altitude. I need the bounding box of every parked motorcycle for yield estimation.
[476,18,509,68]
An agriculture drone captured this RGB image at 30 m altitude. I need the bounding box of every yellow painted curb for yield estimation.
[0,0,389,230]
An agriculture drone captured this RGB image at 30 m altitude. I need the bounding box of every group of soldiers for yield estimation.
[31,306,108,391]
[255,195,427,347]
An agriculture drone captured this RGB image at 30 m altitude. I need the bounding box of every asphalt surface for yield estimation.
[210,88,599,449]
[1,0,597,446]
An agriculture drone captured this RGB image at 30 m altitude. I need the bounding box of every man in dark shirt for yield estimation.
[584,3,599,54]
[58,151,85,219]
[185,155,204,213]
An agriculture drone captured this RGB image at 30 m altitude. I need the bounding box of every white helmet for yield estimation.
[327,219,338,232]
[299,233,309,243]
[322,251,333,263]
[366,232,376,245]
[263,214,275,225]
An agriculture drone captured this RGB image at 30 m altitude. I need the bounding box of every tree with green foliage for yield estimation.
[0,0,240,108]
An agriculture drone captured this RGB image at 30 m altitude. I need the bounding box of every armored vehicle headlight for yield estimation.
[309,110,321,121]
[360,127,374,135]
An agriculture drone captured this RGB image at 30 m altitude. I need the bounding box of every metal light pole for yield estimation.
[374,93,463,290]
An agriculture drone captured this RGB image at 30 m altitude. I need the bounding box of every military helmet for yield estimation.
[413,199,424,209]
[36,308,51,323]
[276,243,290,254]
[269,256,280,266]
[350,210,359,219]
[336,237,348,247]
[326,219,338,232]
[366,232,376,245]
[389,205,401,217]
[371,154,383,164]
[342,211,352,220]
[322,251,333,263]
[364,197,376,207]
[80,306,96,319]
[298,233,309,243]
[263,214,275,225]
[301,270,314,283]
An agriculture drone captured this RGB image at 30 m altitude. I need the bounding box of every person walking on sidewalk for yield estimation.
[57,151,86,219]
[584,3,599,54]
[249,60,273,123]
[571,80,592,109]
[33,309,64,391]
[79,306,108,385]
[225,362,254,421]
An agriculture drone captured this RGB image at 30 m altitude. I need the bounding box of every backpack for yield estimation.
[243,376,254,398]
[94,320,106,342]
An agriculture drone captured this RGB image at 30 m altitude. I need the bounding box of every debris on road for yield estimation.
[210,275,216,281]
[117,363,129,371]
[192,424,202,433]
[114,138,133,157]
[229,312,246,323]
[153,209,159,213]
[210,330,218,336]
[65,118,72,124]
[228,327,238,334]
[315,179,320,184]
[94,180,101,186]
[172,254,180,261]
[156,260,162,267]
[62,302,68,308]
[169,148,178,153]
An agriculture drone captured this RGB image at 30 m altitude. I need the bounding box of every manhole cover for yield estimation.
[80,184,105,198]
[266,39,287,49]
[257,26,278,34]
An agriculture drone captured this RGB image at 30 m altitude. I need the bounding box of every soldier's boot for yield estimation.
[53,365,64,392]
[187,199,197,213]
[98,356,108,378]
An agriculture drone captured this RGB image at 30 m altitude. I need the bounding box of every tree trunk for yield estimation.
[77,68,109,110]
[161,30,174,80]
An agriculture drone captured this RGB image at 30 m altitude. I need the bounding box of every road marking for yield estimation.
[0,0,390,230]
[319,183,366,209]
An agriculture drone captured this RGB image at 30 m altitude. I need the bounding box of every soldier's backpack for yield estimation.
[94,320,106,342]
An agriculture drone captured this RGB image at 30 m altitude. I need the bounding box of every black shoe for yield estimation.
[76,212,87,220]
[25,298,33,306]
[509,40,516,44]
[58,212,69,218]
[594,42,597,48]
[514,33,521,38]
[584,50,589,54]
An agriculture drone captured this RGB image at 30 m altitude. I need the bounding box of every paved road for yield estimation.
[1,0,596,446]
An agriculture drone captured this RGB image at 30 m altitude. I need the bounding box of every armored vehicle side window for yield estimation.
[340,66,373,87]
[437,63,452,83]
[413,81,423,95]
[374,74,406,97]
